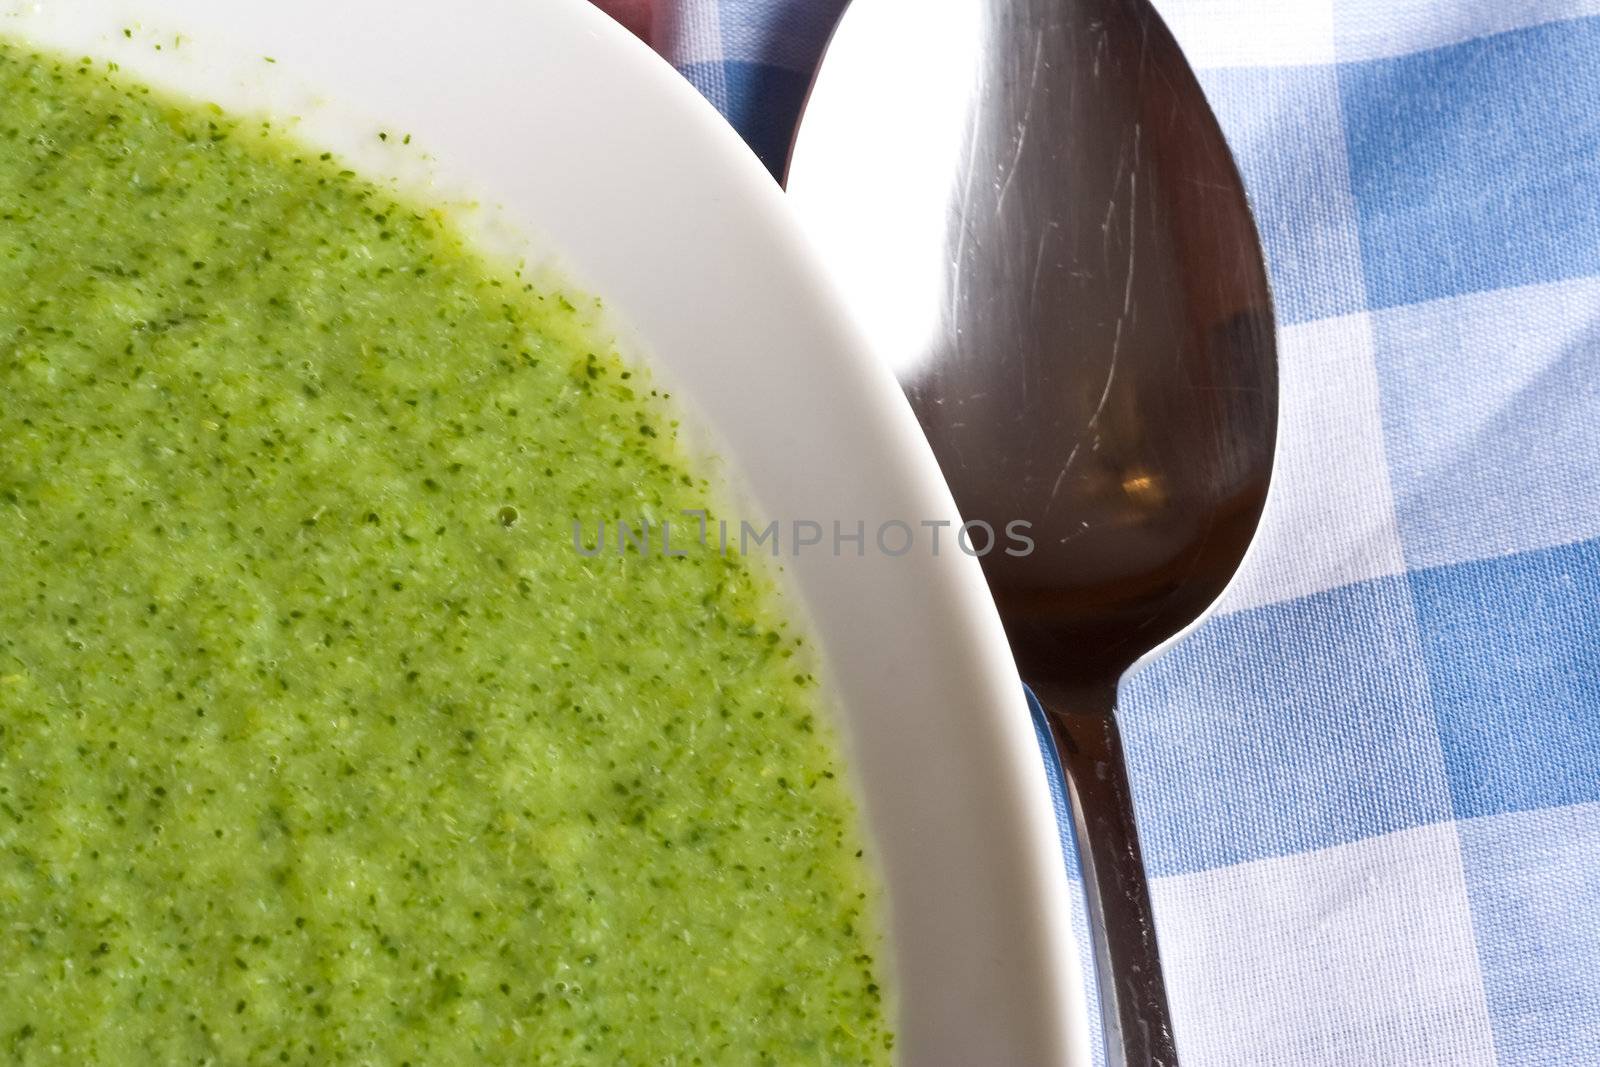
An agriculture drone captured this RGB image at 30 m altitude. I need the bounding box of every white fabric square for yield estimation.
[1371,275,1600,569]
[1219,313,1407,614]
[1458,802,1600,1065]
[1333,0,1600,62]
[1195,64,1368,323]
[1151,822,1497,1065]
[1156,0,1337,69]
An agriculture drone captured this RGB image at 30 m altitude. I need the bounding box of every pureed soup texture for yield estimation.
[0,42,890,1065]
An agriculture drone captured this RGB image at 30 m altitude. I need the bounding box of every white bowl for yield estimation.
[0,2,1088,1061]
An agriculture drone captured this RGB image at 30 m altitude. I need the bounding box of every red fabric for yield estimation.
[591,0,655,44]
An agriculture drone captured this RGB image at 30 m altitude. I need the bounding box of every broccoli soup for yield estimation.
[0,42,890,1066]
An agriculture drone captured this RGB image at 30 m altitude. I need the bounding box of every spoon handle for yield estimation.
[1043,692,1179,1067]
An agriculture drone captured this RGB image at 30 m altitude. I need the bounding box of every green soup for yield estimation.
[0,43,890,1065]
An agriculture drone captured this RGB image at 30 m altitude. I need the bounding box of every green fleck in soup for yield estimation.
[0,43,890,1065]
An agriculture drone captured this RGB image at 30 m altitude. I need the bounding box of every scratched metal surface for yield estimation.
[788,2,1277,1061]
[788,0,1276,687]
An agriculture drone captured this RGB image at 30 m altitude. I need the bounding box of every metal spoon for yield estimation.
[785,1,1277,1063]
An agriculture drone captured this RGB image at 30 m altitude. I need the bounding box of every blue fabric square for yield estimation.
[1340,16,1600,308]
[1198,65,1367,325]
[1409,537,1600,819]
[714,0,847,71]
[679,60,811,176]
[1369,277,1600,570]
[1458,803,1600,1065]
[1118,577,1453,877]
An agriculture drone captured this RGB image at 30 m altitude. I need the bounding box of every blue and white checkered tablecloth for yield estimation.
[624,1,1600,1063]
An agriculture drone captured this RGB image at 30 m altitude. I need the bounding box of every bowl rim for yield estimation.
[0,2,1089,1061]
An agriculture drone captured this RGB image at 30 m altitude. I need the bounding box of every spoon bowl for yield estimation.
[788,0,1277,1062]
